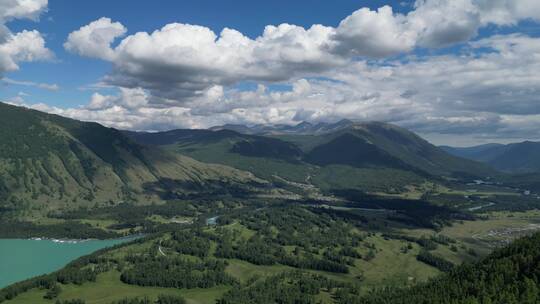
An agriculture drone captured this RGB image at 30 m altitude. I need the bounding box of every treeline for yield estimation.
[215,236,349,273]
[49,201,198,222]
[218,271,354,304]
[382,233,456,251]
[53,294,186,304]
[0,263,102,302]
[45,199,249,237]
[120,255,235,289]
[355,232,540,304]
[161,229,212,258]
[416,250,454,272]
[485,194,540,212]
[110,295,186,304]
[0,220,120,239]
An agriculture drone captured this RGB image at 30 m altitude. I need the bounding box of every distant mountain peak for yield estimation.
[210,119,362,136]
[335,118,354,125]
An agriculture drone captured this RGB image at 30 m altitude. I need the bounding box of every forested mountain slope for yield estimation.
[282,122,496,177]
[0,102,264,217]
[442,141,540,173]
[357,232,540,304]
[126,122,496,195]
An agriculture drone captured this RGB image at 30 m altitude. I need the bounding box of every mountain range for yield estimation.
[441,141,540,173]
[209,119,357,135]
[126,120,496,194]
[6,101,540,218]
[3,101,540,304]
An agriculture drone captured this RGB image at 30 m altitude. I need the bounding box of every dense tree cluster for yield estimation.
[44,284,62,299]
[0,221,119,239]
[416,250,454,272]
[120,255,235,288]
[218,271,353,304]
[212,206,363,273]
[162,229,212,258]
[55,268,99,285]
[239,207,363,248]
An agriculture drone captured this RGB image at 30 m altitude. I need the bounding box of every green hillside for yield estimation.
[0,103,264,218]
[125,129,324,188]
[304,133,414,170]
[277,122,495,177]
[358,232,540,304]
[125,122,495,195]
[442,141,540,173]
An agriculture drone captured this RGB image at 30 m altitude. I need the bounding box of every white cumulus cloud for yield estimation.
[64,17,126,60]
[331,6,417,57]
[50,0,540,144]
[65,0,540,103]
[0,0,51,74]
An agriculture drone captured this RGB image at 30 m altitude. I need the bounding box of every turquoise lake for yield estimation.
[0,237,137,289]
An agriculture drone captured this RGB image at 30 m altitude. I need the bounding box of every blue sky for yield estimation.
[2,0,416,108]
[1,0,540,145]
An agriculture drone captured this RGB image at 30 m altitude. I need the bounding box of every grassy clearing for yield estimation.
[226,259,292,282]
[221,222,256,240]
[354,234,440,289]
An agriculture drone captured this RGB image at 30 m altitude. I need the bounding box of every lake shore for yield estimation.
[0,235,142,289]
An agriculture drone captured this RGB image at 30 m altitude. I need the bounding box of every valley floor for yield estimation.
[3,206,540,304]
